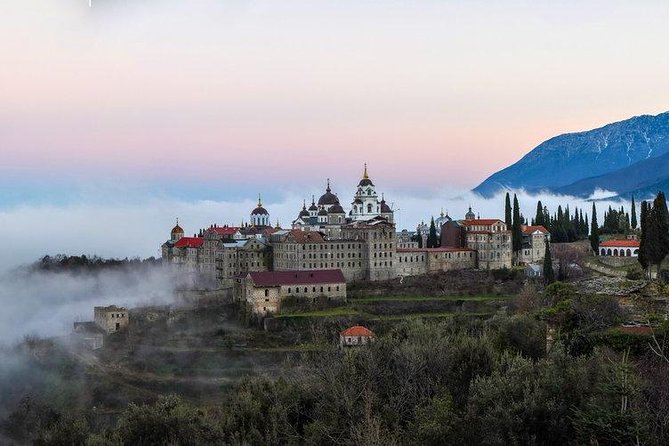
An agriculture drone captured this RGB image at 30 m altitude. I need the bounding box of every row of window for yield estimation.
[285,285,341,294]
[302,262,363,268]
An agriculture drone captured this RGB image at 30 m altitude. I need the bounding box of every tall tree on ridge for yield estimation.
[638,200,649,274]
[631,196,637,229]
[590,203,599,254]
[427,217,439,248]
[505,192,512,227]
[650,192,669,273]
[543,238,555,285]
[535,201,544,227]
[512,194,522,253]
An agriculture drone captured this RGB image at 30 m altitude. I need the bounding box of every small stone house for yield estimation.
[94,305,129,334]
[339,325,374,347]
[72,322,106,350]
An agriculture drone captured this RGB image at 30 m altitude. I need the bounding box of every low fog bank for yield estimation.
[0,261,180,345]
[0,185,630,274]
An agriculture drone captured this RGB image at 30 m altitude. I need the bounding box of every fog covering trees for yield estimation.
[3,308,668,445]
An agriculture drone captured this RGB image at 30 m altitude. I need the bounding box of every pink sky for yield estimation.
[2,0,669,189]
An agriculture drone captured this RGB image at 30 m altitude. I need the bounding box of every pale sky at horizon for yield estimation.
[2,0,669,199]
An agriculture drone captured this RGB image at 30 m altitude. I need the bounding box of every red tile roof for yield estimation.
[600,239,640,248]
[207,227,240,236]
[246,269,345,286]
[522,225,549,235]
[174,237,204,248]
[340,326,374,337]
[461,219,504,226]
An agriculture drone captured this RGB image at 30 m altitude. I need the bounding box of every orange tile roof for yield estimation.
[340,325,374,337]
[522,225,549,235]
[600,239,640,248]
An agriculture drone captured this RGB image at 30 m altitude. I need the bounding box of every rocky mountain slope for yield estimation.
[474,111,669,197]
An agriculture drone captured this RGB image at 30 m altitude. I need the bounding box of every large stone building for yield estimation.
[162,199,274,287]
[235,269,347,315]
[460,218,513,270]
[161,167,529,290]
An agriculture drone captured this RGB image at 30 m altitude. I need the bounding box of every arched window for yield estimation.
[601,248,606,256]
[634,249,639,255]
[264,289,269,297]
[367,203,373,213]
[613,249,618,256]
[626,249,632,256]
[607,249,612,256]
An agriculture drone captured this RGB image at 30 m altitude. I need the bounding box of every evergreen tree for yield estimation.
[638,201,649,272]
[416,228,423,248]
[512,194,522,253]
[535,201,544,227]
[505,193,512,227]
[590,203,599,254]
[631,196,637,229]
[650,192,669,272]
[543,238,555,285]
[427,217,439,248]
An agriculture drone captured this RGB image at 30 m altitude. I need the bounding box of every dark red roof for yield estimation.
[600,239,640,248]
[340,326,374,337]
[174,237,204,248]
[461,219,504,226]
[207,227,240,236]
[246,269,345,286]
[287,230,325,243]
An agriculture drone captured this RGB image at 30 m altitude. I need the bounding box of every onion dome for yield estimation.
[318,206,328,216]
[308,196,318,211]
[329,200,345,214]
[465,206,475,221]
[251,195,269,215]
[171,219,184,235]
[380,197,392,213]
[358,163,375,187]
[298,200,309,218]
[318,179,338,206]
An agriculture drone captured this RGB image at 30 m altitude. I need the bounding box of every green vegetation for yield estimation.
[5,315,668,445]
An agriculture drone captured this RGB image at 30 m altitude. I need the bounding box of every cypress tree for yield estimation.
[427,217,439,248]
[631,196,638,229]
[505,192,512,227]
[651,192,669,271]
[543,238,555,285]
[535,201,544,227]
[512,194,522,253]
[416,228,423,248]
[590,203,599,254]
[639,201,649,272]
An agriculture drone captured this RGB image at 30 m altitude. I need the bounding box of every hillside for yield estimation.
[474,111,669,197]
[555,151,669,199]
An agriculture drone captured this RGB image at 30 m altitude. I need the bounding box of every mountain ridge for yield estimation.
[474,111,669,197]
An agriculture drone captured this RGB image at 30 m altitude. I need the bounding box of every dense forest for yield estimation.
[2,282,668,445]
